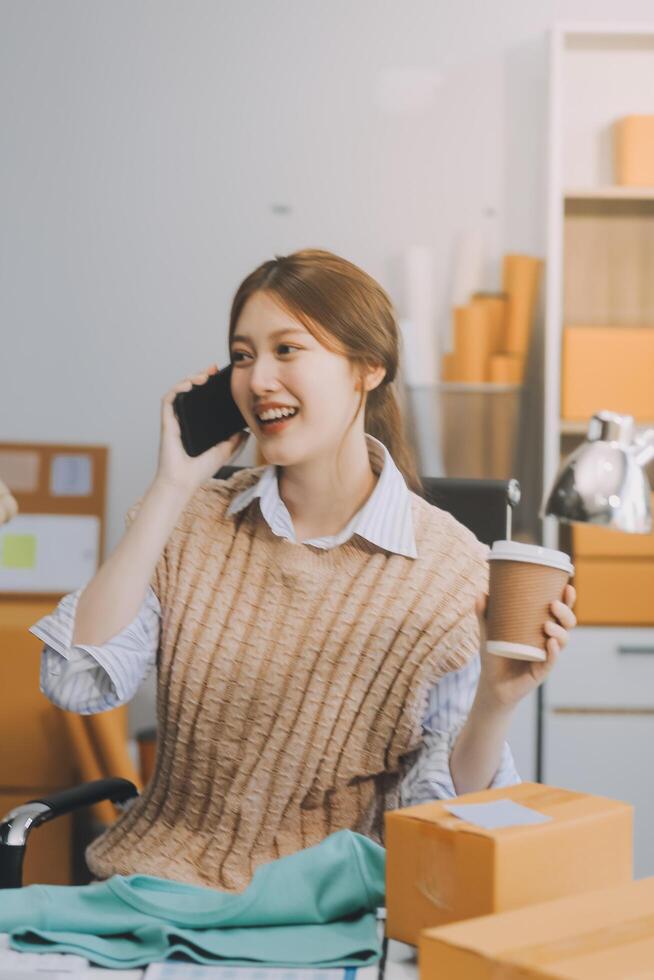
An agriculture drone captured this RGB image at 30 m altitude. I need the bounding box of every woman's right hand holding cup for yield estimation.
[155,364,247,496]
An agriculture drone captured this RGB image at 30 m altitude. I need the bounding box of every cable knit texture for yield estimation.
[86,467,488,891]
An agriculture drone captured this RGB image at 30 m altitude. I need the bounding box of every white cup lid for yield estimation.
[489,540,574,575]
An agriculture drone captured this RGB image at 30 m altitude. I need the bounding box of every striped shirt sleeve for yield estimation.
[399,654,521,805]
[30,587,160,715]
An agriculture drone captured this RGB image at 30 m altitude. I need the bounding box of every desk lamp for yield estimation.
[536,410,654,782]
[543,410,654,533]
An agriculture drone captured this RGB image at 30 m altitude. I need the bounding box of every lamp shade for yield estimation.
[543,411,654,533]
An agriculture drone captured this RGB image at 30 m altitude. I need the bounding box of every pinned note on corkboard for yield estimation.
[0,442,108,598]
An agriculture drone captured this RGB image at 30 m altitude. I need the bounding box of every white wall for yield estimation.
[3,0,654,769]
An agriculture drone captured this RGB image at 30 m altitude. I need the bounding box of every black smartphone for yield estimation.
[173,364,248,457]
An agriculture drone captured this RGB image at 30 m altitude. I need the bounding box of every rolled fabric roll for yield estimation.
[502,255,542,356]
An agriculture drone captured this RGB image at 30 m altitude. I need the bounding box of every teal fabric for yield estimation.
[0,830,385,969]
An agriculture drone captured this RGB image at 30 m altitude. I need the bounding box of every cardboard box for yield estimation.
[385,782,632,945]
[573,497,654,558]
[615,115,654,186]
[420,876,654,979]
[574,557,654,625]
[562,326,654,422]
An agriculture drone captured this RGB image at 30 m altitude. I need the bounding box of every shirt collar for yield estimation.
[226,434,417,558]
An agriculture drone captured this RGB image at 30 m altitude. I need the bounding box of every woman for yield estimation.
[31,249,576,892]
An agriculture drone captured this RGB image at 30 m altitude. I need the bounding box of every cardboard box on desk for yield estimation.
[420,876,654,979]
[573,557,654,625]
[572,495,654,625]
[385,782,632,946]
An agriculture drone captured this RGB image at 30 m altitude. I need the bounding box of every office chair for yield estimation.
[0,471,521,888]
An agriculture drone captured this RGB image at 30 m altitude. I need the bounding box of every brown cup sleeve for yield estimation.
[487,561,570,653]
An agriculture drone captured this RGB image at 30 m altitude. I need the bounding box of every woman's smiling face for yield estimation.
[229,290,364,467]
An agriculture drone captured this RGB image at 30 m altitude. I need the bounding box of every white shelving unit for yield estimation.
[542,24,654,878]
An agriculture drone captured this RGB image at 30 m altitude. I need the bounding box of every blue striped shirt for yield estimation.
[31,434,519,803]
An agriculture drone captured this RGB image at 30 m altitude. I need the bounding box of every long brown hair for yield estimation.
[228,248,423,495]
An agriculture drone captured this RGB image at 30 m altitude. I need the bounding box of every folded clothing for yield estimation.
[0,830,385,969]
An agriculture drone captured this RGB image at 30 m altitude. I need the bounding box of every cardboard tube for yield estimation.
[490,353,524,384]
[502,255,542,355]
[471,292,508,353]
[454,304,495,382]
[441,352,459,382]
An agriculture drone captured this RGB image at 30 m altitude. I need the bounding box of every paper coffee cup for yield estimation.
[486,541,574,662]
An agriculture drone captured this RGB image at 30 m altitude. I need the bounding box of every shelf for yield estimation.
[559,25,654,38]
[560,419,654,435]
[560,420,589,435]
[565,187,654,201]
[438,382,522,393]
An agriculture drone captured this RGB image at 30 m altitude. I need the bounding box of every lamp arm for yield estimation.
[634,429,654,470]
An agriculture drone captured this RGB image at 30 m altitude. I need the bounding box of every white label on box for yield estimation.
[444,799,552,829]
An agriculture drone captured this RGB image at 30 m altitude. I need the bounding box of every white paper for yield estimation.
[50,455,92,497]
[0,514,99,593]
[444,799,552,830]
[0,972,78,980]
[0,932,89,972]
[145,966,376,980]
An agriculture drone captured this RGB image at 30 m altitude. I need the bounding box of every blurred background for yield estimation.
[2,0,654,884]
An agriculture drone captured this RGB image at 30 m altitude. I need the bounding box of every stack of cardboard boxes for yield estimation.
[561,324,654,628]
[385,782,654,977]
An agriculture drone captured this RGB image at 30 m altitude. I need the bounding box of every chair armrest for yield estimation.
[0,778,138,889]
[28,776,139,820]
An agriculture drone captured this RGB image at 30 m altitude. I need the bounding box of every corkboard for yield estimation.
[0,441,108,600]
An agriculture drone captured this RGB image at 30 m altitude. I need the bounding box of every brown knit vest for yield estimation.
[86,468,488,891]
